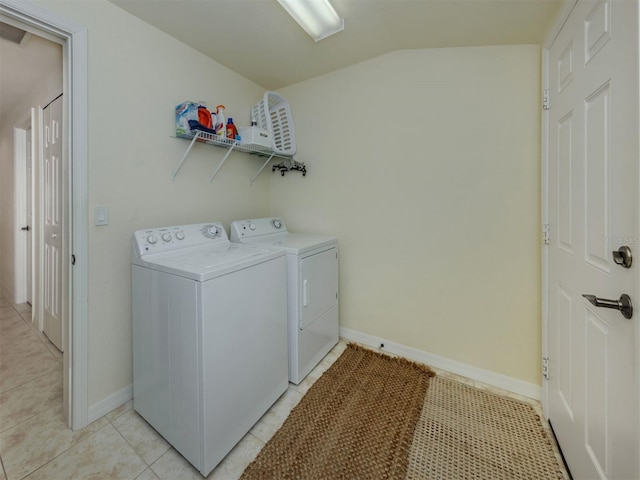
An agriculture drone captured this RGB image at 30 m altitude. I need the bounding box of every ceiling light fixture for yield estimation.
[277,0,344,42]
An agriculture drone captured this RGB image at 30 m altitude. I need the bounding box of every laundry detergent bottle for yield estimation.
[215,105,226,137]
[226,118,238,140]
[197,103,213,129]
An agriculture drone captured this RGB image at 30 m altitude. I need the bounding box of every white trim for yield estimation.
[540,44,550,415]
[636,5,640,477]
[540,0,578,419]
[340,327,541,400]
[0,10,61,44]
[88,384,133,424]
[543,0,578,49]
[35,106,44,333]
[68,24,89,432]
[0,0,89,431]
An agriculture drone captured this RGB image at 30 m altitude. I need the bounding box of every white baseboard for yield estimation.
[86,329,540,424]
[340,327,541,400]
[88,384,133,424]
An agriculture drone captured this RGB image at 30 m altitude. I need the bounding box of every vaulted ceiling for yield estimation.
[0,0,564,119]
[110,0,564,90]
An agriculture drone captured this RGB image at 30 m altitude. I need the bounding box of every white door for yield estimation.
[26,126,33,305]
[43,95,63,351]
[547,1,638,478]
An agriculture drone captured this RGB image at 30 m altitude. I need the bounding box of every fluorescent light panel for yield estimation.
[277,0,344,42]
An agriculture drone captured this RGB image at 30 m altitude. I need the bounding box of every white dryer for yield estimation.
[230,217,338,384]
[131,222,287,476]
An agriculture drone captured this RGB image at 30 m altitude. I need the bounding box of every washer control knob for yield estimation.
[249,222,256,231]
[175,231,185,240]
[147,233,158,244]
[272,219,282,229]
[162,232,172,242]
[202,225,218,238]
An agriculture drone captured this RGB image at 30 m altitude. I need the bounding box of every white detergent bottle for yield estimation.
[215,105,226,137]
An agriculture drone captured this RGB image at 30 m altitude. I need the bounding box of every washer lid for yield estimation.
[135,242,284,281]
[238,233,337,255]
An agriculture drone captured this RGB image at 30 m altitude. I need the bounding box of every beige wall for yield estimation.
[3,0,543,410]
[274,45,542,384]
[28,0,271,406]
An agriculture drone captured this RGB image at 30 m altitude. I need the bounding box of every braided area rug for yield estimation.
[240,343,434,480]
[406,377,566,479]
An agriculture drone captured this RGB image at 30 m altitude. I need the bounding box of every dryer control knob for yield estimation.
[249,223,256,231]
[272,219,282,229]
[162,233,172,242]
[147,233,158,244]
[175,231,185,240]
[202,225,218,238]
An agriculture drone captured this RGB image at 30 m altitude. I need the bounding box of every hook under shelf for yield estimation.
[272,158,307,177]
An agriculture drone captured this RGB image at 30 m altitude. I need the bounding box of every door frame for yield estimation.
[541,0,640,475]
[0,0,89,430]
[541,0,577,419]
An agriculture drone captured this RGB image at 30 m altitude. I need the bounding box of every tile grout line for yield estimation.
[146,455,163,479]
[0,300,69,476]
[108,412,167,470]
[13,421,113,480]
[109,421,154,478]
[0,368,61,400]
[0,453,7,480]
[0,362,61,397]
[15,310,62,364]
[1,310,62,367]
[0,404,59,437]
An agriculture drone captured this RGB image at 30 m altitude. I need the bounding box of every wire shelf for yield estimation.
[172,130,306,184]
[176,131,280,157]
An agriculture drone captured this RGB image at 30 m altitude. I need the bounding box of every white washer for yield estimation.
[230,217,338,384]
[131,222,287,476]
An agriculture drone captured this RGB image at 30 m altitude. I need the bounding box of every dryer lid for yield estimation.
[238,233,337,255]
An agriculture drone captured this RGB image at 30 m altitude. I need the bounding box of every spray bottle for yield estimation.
[215,105,226,137]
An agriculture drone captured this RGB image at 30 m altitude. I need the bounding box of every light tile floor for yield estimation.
[0,292,569,479]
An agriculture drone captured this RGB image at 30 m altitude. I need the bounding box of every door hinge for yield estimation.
[542,224,550,245]
[71,254,76,266]
[543,89,550,110]
[542,357,549,380]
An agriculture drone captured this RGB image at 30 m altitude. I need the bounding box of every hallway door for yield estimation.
[43,94,63,351]
[547,0,638,478]
[26,126,32,305]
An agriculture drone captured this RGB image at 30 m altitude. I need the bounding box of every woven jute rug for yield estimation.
[407,377,566,479]
[241,343,435,480]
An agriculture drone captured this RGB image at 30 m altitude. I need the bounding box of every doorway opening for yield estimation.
[0,0,88,430]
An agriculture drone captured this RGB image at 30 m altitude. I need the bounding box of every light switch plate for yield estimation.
[94,206,109,226]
